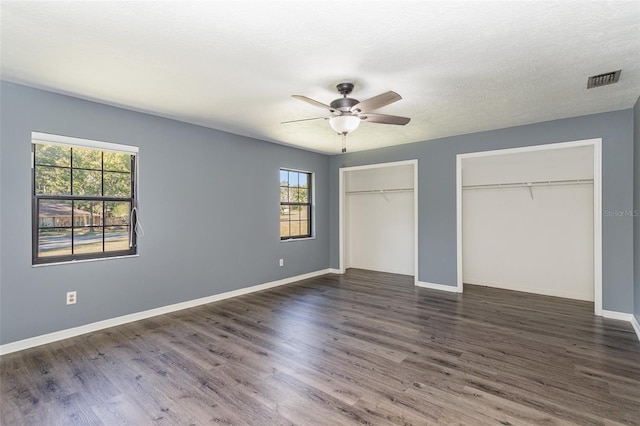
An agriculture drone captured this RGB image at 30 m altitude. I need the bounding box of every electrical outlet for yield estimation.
[279,258,284,267]
[66,291,77,305]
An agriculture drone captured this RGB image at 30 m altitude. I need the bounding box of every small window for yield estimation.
[280,169,312,239]
[32,133,139,264]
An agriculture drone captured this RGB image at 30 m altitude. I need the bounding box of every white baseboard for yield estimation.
[632,315,640,342]
[601,310,634,321]
[602,310,640,342]
[328,268,343,274]
[416,281,461,293]
[0,268,332,356]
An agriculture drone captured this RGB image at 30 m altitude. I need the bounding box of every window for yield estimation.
[280,169,312,240]
[32,133,138,264]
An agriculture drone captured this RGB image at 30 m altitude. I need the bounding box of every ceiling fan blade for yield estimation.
[350,91,402,113]
[292,95,335,112]
[359,113,410,125]
[281,117,328,124]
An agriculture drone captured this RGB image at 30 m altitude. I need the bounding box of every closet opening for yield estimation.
[456,139,603,314]
[339,160,418,282]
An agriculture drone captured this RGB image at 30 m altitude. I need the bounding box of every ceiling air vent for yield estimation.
[587,70,621,89]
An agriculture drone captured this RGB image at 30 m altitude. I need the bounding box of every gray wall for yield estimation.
[0,81,330,345]
[634,95,640,325]
[2,79,637,346]
[329,109,635,313]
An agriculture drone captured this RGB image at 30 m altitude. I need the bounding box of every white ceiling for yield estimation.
[1,1,639,154]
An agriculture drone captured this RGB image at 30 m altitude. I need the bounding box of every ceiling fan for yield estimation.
[282,82,411,152]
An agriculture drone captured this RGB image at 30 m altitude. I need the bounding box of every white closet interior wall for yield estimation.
[345,165,414,275]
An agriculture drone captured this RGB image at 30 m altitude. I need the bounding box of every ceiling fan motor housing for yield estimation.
[330,97,359,111]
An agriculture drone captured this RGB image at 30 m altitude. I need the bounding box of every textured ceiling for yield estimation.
[1,1,639,154]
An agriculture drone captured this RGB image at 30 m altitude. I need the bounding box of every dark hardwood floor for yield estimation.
[1,269,639,425]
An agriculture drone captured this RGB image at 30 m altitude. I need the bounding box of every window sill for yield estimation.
[32,254,139,268]
[280,236,316,243]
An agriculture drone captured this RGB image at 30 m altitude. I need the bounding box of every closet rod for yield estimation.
[462,178,593,190]
[346,188,414,195]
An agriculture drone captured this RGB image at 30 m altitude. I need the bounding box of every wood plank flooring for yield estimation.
[1,269,639,425]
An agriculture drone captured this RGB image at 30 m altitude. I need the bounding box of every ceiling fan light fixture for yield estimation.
[329,115,360,135]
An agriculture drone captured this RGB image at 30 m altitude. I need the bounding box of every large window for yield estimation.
[280,169,312,240]
[32,133,138,264]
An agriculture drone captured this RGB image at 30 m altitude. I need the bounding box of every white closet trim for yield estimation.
[456,138,603,316]
[339,159,419,282]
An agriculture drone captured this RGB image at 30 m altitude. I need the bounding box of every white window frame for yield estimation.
[31,132,140,266]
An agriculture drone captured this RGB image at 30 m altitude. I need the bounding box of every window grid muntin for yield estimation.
[32,143,136,264]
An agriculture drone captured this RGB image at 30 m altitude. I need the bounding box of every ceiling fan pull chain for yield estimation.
[342,134,347,153]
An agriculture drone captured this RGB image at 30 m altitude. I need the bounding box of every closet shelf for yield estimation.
[462,178,594,190]
[346,188,414,195]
